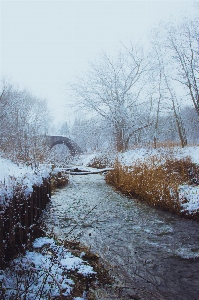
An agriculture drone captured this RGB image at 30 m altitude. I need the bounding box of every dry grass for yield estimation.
[87,154,114,169]
[51,171,69,190]
[105,156,199,216]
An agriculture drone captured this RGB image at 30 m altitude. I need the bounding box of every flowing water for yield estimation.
[41,172,199,300]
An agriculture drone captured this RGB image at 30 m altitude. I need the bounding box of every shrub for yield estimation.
[87,154,114,169]
[51,171,69,190]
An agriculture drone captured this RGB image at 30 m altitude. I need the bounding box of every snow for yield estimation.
[118,146,199,166]
[76,146,199,168]
[74,152,101,166]
[177,146,199,164]
[0,237,96,299]
[1,145,199,213]
[0,155,52,205]
[179,185,199,214]
[32,236,55,248]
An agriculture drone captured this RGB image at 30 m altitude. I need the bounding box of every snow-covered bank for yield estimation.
[76,146,199,167]
[179,185,199,215]
[0,156,52,204]
[77,146,199,218]
[118,146,199,216]
[0,237,96,299]
[118,146,199,166]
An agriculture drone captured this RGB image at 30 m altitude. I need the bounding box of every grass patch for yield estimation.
[105,156,199,219]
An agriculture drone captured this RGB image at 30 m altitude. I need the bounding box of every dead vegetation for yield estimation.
[105,156,199,219]
[87,154,114,169]
[51,170,69,190]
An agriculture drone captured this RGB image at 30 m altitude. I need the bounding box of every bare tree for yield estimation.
[70,46,152,151]
[0,79,51,162]
[149,27,188,148]
[148,44,165,149]
[167,20,199,117]
[0,79,13,119]
[163,74,187,147]
[181,105,199,143]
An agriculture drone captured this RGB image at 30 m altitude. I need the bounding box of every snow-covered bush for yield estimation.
[86,153,115,169]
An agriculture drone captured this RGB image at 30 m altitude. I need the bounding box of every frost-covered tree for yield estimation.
[59,121,70,137]
[0,79,51,162]
[149,27,188,148]
[71,116,113,152]
[0,80,11,120]
[181,105,199,143]
[167,20,199,117]
[70,46,152,152]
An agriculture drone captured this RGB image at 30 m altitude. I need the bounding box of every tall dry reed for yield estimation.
[105,156,198,214]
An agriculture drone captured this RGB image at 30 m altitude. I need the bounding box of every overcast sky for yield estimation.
[0,0,197,125]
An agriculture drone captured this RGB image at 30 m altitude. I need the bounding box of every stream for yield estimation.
[41,171,199,300]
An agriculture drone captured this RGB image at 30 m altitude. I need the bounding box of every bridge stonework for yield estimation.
[46,136,82,156]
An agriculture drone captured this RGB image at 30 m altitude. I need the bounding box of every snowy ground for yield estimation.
[0,157,97,299]
[76,146,199,167]
[118,145,199,166]
[0,156,52,205]
[0,237,96,299]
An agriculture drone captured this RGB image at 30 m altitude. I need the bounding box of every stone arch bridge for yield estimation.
[46,136,82,156]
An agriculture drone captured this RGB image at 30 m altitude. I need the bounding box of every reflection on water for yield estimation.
[41,173,199,300]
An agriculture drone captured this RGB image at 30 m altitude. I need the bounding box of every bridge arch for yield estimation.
[46,136,82,156]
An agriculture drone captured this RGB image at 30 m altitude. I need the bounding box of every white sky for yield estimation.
[0,0,197,125]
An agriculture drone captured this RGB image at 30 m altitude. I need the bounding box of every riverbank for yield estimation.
[1,145,199,299]
[0,156,69,268]
[40,172,199,300]
[0,157,112,299]
[105,156,199,220]
[0,232,111,300]
[0,156,51,203]
[78,146,199,221]
[0,156,69,207]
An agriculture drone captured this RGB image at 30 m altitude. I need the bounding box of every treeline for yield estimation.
[0,80,51,162]
[1,13,199,161]
[64,14,199,152]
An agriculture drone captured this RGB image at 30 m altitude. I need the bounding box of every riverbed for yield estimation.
[41,172,199,300]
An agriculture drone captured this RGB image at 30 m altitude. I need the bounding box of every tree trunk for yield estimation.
[116,129,125,152]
